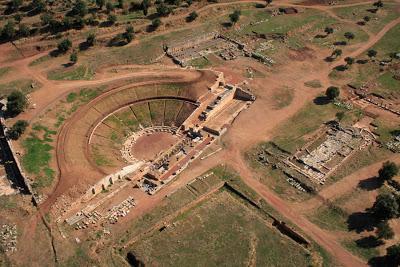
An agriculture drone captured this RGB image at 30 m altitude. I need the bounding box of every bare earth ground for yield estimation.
[131,132,179,161]
[0,0,399,266]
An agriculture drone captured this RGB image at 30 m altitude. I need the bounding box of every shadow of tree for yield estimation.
[347,211,377,233]
[313,96,330,105]
[356,235,383,248]
[358,176,383,191]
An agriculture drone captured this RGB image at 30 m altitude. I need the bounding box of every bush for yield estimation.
[86,33,96,46]
[378,161,398,181]
[367,49,377,58]
[6,90,27,117]
[156,3,172,16]
[152,18,161,28]
[324,26,334,34]
[57,38,72,53]
[334,64,348,71]
[386,244,400,265]
[372,193,399,221]
[377,221,394,240]
[325,86,340,100]
[7,120,29,140]
[187,11,198,22]
[344,32,355,40]
[229,10,241,25]
[108,14,117,24]
[70,52,78,64]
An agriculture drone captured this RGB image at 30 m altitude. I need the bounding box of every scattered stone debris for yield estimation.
[386,135,400,153]
[106,196,136,224]
[1,224,17,253]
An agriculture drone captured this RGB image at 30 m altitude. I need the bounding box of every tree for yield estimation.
[31,0,46,13]
[70,52,78,64]
[7,120,28,140]
[14,14,22,23]
[378,161,398,181]
[124,25,134,43]
[118,0,124,8]
[1,21,16,40]
[331,49,342,58]
[6,90,27,117]
[106,2,114,13]
[386,244,400,266]
[344,32,355,41]
[324,26,334,35]
[344,57,354,65]
[372,193,399,221]
[57,38,72,53]
[96,0,105,9]
[62,16,74,29]
[326,86,340,100]
[18,24,30,37]
[373,0,383,8]
[229,10,241,25]
[86,32,96,46]
[40,13,53,25]
[108,14,117,24]
[156,3,172,16]
[11,0,23,11]
[367,49,377,58]
[364,16,370,22]
[72,0,88,17]
[377,221,394,240]
[266,0,272,4]
[152,18,161,29]
[141,0,150,16]
[187,11,198,22]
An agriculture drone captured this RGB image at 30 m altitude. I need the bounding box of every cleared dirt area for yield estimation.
[131,132,179,161]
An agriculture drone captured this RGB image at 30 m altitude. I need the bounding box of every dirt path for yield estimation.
[297,153,400,212]
[333,17,400,67]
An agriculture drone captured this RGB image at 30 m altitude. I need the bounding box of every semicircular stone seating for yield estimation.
[82,85,200,169]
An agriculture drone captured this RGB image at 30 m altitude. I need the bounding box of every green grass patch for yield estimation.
[342,239,379,261]
[0,67,11,78]
[0,79,40,97]
[22,124,56,189]
[129,190,312,266]
[333,3,399,33]
[370,23,400,56]
[66,92,78,103]
[304,80,323,88]
[92,145,114,167]
[187,57,211,69]
[377,71,400,94]
[47,65,94,81]
[272,86,294,110]
[29,55,51,67]
[0,195,17,209]
[272,101,341,153]
[308,205,348,232]
[331,146,391,182]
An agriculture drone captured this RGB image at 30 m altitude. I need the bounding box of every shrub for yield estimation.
[6,90,27,117]
[57,38,72,53]
[325,86,339,100]
[7,120,29,140]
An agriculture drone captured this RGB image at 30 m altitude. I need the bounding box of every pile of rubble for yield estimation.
[1,224,17,253]
[106,196,136,224]
[74,211,102,230]
[386,135,400,153]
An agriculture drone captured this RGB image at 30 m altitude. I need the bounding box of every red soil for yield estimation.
[131,132,179,161]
